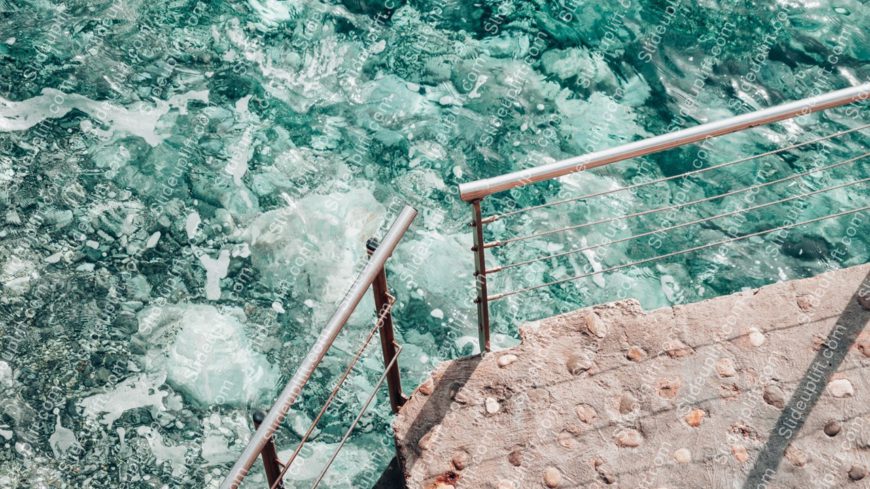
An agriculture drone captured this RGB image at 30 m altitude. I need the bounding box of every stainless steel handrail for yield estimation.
[220,205,417,489]
[462,83,870,353]
[482,123,870,224]
[459,83,870,202]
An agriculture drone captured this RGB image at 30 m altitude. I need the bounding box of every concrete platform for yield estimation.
[393,264,870,488]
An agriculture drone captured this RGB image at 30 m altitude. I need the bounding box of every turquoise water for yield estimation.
[0,0,867,487]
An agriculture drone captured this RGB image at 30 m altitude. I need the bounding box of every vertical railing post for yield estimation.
[471,200,491,353]
[251,410,284,489]
[366,238,406,414]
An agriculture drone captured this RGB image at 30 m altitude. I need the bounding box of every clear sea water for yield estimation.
[0,0,867,487]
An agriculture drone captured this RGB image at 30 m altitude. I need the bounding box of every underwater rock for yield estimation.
[781,233,833,261]
[0,361,12,387]
[189,170,260,222]
[244,188,385,301]
[339,0,395,15]
[136,304,278,406]
[276,440,375,482]
[1,255,37,296]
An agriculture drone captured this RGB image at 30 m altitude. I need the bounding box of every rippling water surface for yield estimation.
[0,0,867,487]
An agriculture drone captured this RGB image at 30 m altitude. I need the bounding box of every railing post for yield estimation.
[251,410,284,489]
[471,200,491,353]
[366,238,406,414]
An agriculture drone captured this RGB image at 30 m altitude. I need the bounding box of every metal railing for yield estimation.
[220,206,417,489]
[461,83,870,352]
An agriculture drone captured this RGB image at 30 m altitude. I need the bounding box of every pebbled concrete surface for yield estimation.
[393,264,870,489]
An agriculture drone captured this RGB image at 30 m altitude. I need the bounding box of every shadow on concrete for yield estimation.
[372,456,404,489]
[395,355,482,476]
[742,269,870,489]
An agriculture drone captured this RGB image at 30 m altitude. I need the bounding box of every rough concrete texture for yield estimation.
[393,264,870,489]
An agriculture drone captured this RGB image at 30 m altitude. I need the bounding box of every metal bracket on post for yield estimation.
[367,238,406,414]
[252,410,284,489]
[471,200,491,353]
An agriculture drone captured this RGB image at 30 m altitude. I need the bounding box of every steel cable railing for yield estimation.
[220,207,417,489]
[310,344,403,489]
[487,172,870,275]
[485,150,869,249]
[459,83,870,353]
[488,204,870,301]
[268,295,397,489]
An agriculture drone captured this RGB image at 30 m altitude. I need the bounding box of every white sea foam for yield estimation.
[80,373,168,426]
[198,249,231,300]
[0,88,208,146]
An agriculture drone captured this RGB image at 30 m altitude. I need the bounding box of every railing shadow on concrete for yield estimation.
[742,270,870,488]
[393,355,483,477]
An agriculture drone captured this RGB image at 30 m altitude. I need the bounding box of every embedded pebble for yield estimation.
[657,378,681,399]
[596,464,616,484]
[615,429,643,447]
[720,382,740,398]
[858,293,870,311]
[508,449,523,466]
[796,294,815,311]
[566,354,593,375]
[763,385,786,409]
[665,339,693,358]
[418,378,434,396]
[824,421,841,437]
[419,431,435,451]
[673,448,691,463]
[575,404,597,424]
[785,446,808,467]
[619,393,638,414]
[557,430,576,449]
[451,451,469,471]
[626,345,646,362]
[748,328,766,347]
[452,388,473,404]
[497,354,518,368]
[716,358,737,377]
[497,482,515,489]
[828,379,854,398]
[685,408,705,428]
[543,467,562,487]
[485,397,501,414]
[857,338,870,357]
[849,465,867,481]
[528,388,551,406]
[732,445,749,463]
[584,312,607,338]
